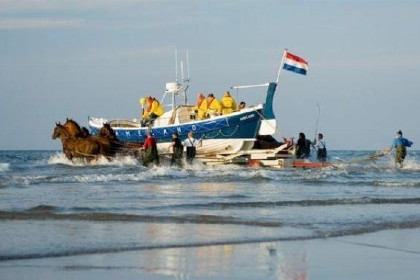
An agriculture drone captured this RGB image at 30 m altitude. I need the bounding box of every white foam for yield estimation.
[375,181,419,188]
[0,163,9,172]
[72,173,146,183]
[47,152,140,167]
[399,158,420,170]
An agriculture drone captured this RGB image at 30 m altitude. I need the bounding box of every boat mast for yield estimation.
[173,49,178,110]
[162,49,191,110]
[184,50,190,105]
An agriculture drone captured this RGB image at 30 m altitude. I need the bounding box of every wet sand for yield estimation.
[1,228,419,280]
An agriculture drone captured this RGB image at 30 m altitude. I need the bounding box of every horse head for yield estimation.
[99,123,118,141]
[64,118,83,137]
[52,123,68,140]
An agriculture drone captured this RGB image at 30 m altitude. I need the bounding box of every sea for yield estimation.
[1,150,420,269]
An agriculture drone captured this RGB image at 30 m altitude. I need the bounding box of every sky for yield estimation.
[0,0,419,150]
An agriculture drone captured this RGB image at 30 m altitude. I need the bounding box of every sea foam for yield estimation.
[47,152,140,167]
[0,163,10,172]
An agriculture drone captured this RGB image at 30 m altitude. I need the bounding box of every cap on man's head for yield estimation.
[397,130,403,136]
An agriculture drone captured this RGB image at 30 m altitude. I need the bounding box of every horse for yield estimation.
[98,123,142,157]
[98,123,119,143]
[63,118,90,137]
[52,123,109,160]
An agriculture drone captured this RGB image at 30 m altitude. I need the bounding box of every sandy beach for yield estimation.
[1,228,419,280]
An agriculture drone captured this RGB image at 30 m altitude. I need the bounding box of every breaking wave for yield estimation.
[47,152,140,167]
[0,163,9,172]
[2,197,419,222]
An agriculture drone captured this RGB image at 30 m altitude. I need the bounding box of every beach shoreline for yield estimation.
[1,227,419,280]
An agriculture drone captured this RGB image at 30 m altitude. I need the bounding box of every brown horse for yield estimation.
[98,123,119,142]
[52,123,109,160]
[62,119,117,157]
[63,118,90,137]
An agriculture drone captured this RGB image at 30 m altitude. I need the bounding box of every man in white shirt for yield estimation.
[182,132,200,164]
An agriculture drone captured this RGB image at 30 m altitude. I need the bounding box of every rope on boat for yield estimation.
[219,125,240,137]
[251,108,288,140]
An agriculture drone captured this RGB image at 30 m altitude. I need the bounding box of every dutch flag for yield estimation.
[282,51,308,75]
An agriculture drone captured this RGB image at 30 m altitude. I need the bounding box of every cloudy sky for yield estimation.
[1,0,419,150]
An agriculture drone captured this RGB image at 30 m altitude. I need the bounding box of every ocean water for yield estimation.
[1,150,420,263]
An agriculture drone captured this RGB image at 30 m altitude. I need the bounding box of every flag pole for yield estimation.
[276,48,288,84]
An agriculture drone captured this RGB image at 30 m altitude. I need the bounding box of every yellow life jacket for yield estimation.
[143,98,164,118]
[150,99,164,117]
[206,98,222,114]
[221,96,237,115]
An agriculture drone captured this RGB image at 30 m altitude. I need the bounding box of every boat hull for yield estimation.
[89,107,263,155]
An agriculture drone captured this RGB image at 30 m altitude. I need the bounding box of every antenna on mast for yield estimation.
[180,60,187,105]
[162,49,191,109]
[175,49,178,83]
[183,49,190,105]
[186,50,190,83]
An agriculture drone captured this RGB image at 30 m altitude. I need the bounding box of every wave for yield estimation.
[144,197,420,211]
[0,210,283,228]
[0,163,9,172]
[2,151,418,187]
[47,152,140,167]
[2,197,419,221]
[374,181,420,188]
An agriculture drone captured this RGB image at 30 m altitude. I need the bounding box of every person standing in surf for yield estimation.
[295,132,311,159]
[141,132,160,166]
[182,132,200,164]
[385,130,413,168]
[313,133,327,162]
[168,132,184,167]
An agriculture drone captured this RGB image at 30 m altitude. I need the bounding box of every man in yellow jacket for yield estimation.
[141,96,164,126]
[193,93,206,120]
[220,91,237,115]
[203,93,222,119]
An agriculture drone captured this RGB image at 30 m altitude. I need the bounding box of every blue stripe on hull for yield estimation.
[90,109,262,144]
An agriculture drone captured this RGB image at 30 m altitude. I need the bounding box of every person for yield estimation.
[313,133,327,162]
[141,96,164,127]
[204,93,222,118]
[384,130,413,167]
[193,93,206,120]
[168,132,183,167]
[295,132,311,159]
[141,132,159,166]
[220,91,237,115]
[238,101,246,110]
[182,131,200,164]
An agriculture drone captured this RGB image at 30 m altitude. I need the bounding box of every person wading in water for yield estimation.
[384,130,413,168]
[182,132,200,164]
[141,132,159,166]
[313,133,327,162]
[168,132,184,167]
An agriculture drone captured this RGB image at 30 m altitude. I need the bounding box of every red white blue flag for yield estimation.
[282,51,308,75]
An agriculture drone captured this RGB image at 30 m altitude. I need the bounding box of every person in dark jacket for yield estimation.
[169,132,184,167]
[295,132,311,159]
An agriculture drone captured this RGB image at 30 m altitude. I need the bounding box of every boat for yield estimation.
[88,52,279,155]
[88,50,332,169]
